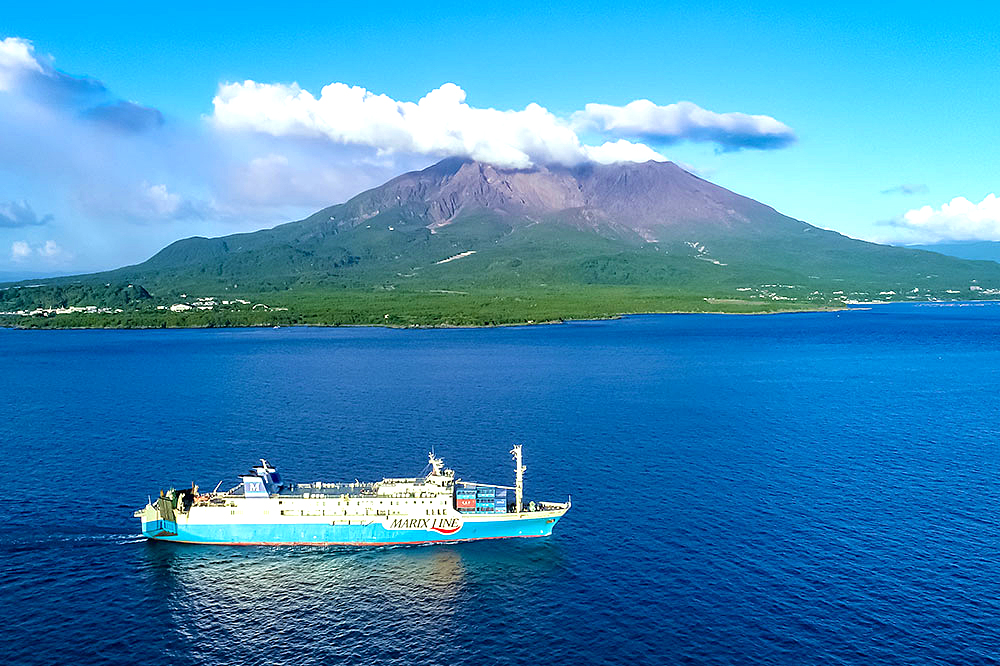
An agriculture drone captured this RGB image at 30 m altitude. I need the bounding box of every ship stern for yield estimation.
[135,502,178,539]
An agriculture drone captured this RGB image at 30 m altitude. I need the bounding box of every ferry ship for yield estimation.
[134,446,570,545]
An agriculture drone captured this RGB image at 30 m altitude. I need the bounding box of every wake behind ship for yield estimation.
[135,447,570,545]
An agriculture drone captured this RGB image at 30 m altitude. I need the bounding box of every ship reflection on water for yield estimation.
[140,541,566,664]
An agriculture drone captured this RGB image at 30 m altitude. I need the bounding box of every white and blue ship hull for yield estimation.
[141,512,564,546]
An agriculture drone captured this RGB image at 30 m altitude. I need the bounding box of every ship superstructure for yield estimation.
[135,447,570,545]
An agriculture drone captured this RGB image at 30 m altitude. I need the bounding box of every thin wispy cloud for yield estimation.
[0,200,53,228]
[881,184,928,196]
[571,99,797,151]
[82,101,165,133]
[73,182,208,223]
[0,36,145,129]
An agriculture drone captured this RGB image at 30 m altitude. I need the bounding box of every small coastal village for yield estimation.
[154,296,287,314]
[0,293,288,319]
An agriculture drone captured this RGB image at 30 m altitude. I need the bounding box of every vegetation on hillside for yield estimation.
[0,283,151,311]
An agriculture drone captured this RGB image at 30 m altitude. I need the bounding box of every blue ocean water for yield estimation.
[3,303,1000,665]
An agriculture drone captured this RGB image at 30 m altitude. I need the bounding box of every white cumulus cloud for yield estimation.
[892,194,1000,242]
[214,80,697,168]
[9,239,66,263]
[212,81,624,168]
[144,183,183,217]
[10,240,32,261]
[572,99,797,151]
[40,239,61,257]
[0,37,43,91]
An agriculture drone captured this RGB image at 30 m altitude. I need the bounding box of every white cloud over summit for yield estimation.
[581,139,666,165]
[212,80,795,168]
[212,81,668,169]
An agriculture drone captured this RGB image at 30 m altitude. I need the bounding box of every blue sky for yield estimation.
[2,1,999,275]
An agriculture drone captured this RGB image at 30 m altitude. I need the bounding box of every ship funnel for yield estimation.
[241,475,270,498]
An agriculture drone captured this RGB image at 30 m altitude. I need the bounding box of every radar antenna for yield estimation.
[428,451,444,476]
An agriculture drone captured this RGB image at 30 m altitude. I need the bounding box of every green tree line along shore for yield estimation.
[2,285,836,330]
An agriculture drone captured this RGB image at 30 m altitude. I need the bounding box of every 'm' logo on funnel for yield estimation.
[241,476,269,497]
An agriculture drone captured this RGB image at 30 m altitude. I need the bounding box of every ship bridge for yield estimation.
[247,452,456,500]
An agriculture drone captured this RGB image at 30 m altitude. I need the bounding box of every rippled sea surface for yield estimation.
[3,303,1000,665]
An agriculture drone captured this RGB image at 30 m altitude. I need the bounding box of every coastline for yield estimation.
[8,299,998,332]
[0,303,847,331]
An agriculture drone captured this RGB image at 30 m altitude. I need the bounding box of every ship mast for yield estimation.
[511,445,525,513]
[428,451,444,476]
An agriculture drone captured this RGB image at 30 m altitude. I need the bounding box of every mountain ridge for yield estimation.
[293,157,799,237]
[130,157,992,292]
[5,157,1000,327]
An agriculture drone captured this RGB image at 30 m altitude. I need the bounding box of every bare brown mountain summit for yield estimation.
[318,157,803,240]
